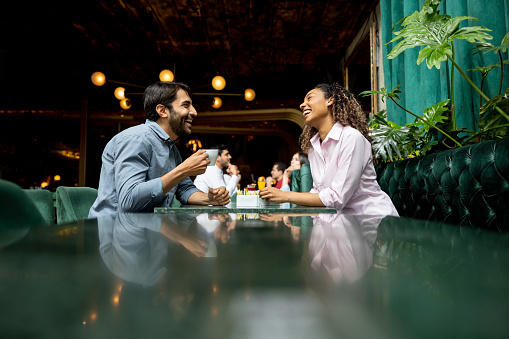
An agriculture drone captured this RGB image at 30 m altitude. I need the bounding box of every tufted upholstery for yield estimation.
[377,137,509,231]
[290,164,313,193]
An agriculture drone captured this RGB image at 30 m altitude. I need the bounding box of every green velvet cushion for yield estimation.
[23,189,55,225]
[290,169,301,192]
[299,164,313,192]
[377,137,509,231]
[55,186,98,224]
[0,179,46,229]
[290,164,313,193]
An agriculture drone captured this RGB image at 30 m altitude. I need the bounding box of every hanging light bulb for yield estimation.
[244,88,256,101]
[114,87,125,100]
[211,76,226,91]
[212,97,222,109]
[91,72,106,86]
[159,69,174,82]
[120,98,131,110]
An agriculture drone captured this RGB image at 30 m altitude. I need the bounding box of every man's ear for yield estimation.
[156,104,168,118]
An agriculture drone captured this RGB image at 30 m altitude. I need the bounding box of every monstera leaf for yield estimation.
[387,0,492,69]
[408,100,449,136]
[371,122,420,162]
[360,84,402,103]
[474,32,509,54]
[478,88,509,139]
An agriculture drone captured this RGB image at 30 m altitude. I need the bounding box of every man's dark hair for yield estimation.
[211,144,228,156]
[143,81,192,121]
[273,161,287,172]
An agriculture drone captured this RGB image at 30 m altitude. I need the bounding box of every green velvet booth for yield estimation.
[291,164,313,193]
[377,137,509,231]
[23,189,55,225]
[0,179,46,230]
[55,186,98,224]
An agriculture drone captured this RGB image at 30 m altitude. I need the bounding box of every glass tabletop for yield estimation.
[1,212,508,339]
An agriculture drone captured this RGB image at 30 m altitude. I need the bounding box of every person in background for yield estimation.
[280,152,309,191]
[89,81,230,218]
[265,161,287,189]
[259,83,398,216]
[224,164,241,191]
[194,145,240,196]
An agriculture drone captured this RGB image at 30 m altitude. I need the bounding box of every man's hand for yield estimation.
[179,149,210,176]
[208,186,230,205]
[259,187,288,204]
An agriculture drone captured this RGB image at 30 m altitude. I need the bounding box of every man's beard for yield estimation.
[168,106,190,137]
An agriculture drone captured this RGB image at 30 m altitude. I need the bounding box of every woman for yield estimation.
[260,83,398,216]
[280,152,309,191]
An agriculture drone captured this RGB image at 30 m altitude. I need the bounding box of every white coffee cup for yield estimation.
[204,149,219,166]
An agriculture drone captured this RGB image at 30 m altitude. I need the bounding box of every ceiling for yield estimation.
[0,0,377,114]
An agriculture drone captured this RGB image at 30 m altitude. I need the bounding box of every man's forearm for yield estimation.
[161,166,187,195]
[187,191,211,205]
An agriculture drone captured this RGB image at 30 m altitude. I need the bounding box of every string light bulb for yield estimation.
[120,98,131,110]
[91,72,106,86]
[244,88,256,101]
[114,87,125,100]
[212,97,222,109]
[211,76,226,91]
[159,69,174,82]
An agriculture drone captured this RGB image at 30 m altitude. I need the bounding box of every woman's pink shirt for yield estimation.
[309,122,398,216]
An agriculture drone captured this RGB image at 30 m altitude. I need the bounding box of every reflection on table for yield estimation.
[1,212,509,338]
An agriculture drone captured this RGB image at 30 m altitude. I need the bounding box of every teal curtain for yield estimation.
[381,0,509,130]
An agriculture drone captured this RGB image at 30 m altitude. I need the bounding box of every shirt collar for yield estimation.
[310,122,344,149]
[145,119,178,146]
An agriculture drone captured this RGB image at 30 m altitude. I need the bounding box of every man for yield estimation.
[267,162,287,189]
[194,144,240,195]
[89,81,230,218]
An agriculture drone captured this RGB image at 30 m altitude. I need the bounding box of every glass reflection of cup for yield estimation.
[257,180,266,189]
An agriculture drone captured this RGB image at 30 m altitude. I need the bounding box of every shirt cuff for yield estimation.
[180,186,201,204]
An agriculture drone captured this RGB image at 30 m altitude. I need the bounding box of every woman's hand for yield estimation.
[259,187,289,204]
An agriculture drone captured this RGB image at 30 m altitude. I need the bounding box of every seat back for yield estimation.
[55,186,98,224]
[0,179,46,229]
[290,164,313,192]
[23,189,55,225]
[377,137,509,231]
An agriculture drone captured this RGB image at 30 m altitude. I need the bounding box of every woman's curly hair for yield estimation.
[299,83,371,152]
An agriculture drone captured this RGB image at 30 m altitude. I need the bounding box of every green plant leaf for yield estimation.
[499,31,509,53]
[360,85,402,103]
[408,100,450,135]
[473,31,509,54]
[478,89,509,139]
[387,5,493,69]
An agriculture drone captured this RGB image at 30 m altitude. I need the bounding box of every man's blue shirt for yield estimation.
[89,120,199,217]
